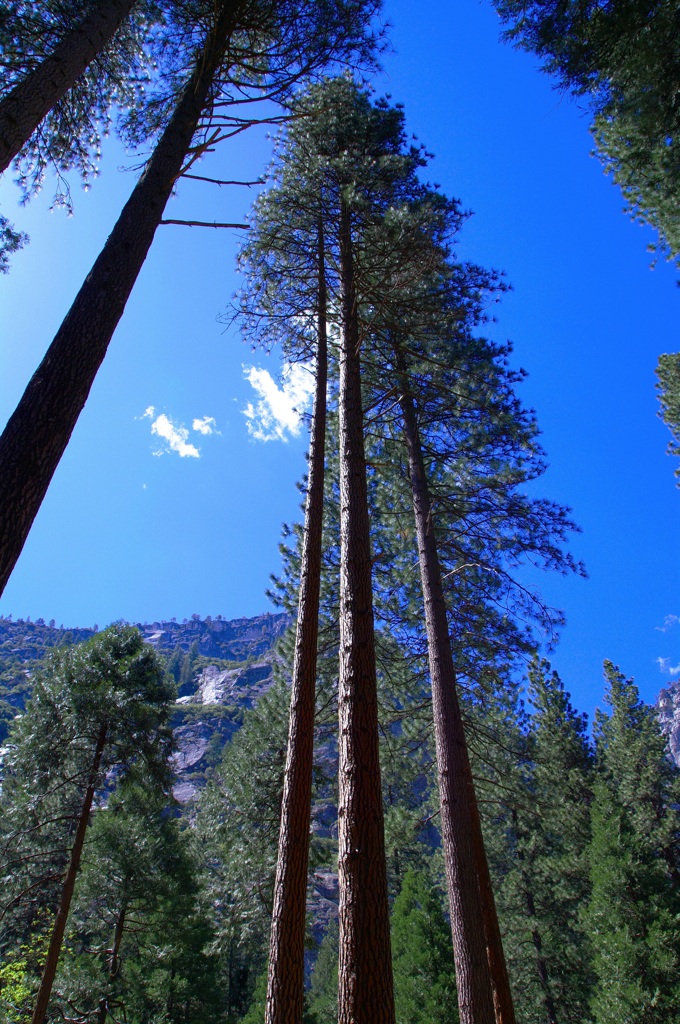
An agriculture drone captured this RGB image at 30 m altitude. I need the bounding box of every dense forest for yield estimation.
[1,1,679,1024]
[1,612,679,1024]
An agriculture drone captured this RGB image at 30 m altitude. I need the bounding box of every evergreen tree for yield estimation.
[356,143,579,1024]
[240,77,410,1023]
[239,154,330,1021]
[308,920,339,1024]
[389,338,507,1023]
[266,254,328,1024]
[52,780,221,1024]
[245,75,581,1024]
[656,352,680,484]
[0,625,174,1024]
[390,870,458,1024]
[195,679,292,1020]
[491,0,680,265]
[494,660,593,1024]
[0,0,381,600]
[583,661,680,1023]
[0,0,151,179]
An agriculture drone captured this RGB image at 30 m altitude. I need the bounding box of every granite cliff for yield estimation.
[0,612,290,800]
[658,680,680,767]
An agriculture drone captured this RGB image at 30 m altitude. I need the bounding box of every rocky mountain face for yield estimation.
[0,610,344,945]
[172,657,280,803]
[657,681,680,767]
[0,611,288,665]
[0,612,290,797]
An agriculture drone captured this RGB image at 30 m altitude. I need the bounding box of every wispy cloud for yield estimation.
[139,406,219,458]
[242,361,314,442]
[193,416,220,436]
[656,614,680,633]
[656,656,680,677]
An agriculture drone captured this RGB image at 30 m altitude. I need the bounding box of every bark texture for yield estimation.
[337,202,395,1024]
[395,351,514,1024]
[0,0,139,173]
[265,218,328,1024]
[0,1,238,598]
[31,722,108,1024]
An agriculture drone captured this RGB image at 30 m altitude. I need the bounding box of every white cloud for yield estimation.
[656,614,680,633]
[193,415,220,436]
[242,361,315,442]
[139,407,221,457]
[150,413,200,458]
[656,657,680,677]
[139,407,200,458]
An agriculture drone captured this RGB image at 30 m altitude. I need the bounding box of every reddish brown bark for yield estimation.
[0,0,139,173]
[31,722,108,1024]
[395,348,515,1024]
[337,201,395,1024]
[0,0,240,598]
[265,216,328,1024]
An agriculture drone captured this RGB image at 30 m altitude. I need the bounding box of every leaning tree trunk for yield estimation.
[0,0,140,173]
[265,216,328,1024]
[395,347,515,1024]
[31,722,108,1024]
[0,0,239,599]
[337,200,395,1024]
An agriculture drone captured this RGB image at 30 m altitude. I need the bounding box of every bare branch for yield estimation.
[181,173,263,187]
[160,219,248,229]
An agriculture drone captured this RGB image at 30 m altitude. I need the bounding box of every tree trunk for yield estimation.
[337,200,395,1024]
[0,0,239,598]
[31,722,108,1024]
[265,215,328,1024]
[108,900,126,979]
[394,348,514,1024]
[0,0,139,173]
[96,899,126,1024]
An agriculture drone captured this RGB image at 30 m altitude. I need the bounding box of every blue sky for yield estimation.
[1,0,678,718]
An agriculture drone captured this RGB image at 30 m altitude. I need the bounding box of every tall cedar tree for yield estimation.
[239,78,436,1022]
[357,199,507,1014]
[0,625,174,1024]
[241,76,580,1024]
[394,349,506,1024]
[0,0,380,598]
[364,193,518,1018]
[337,187,395,1024]
[357,166,578,1021]
[266,219,328,1024]
[236,119,334,1023]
